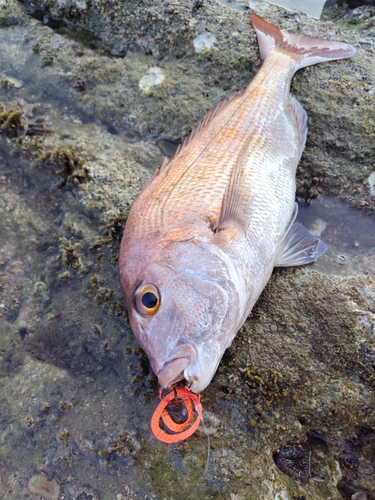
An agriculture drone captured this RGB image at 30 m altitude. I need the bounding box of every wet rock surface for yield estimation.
[0,1,374,499]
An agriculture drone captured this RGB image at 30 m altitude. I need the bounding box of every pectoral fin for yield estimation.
[216,137,253,239]
[275,204,328,267]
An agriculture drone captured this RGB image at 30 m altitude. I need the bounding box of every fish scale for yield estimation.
[119,14,355,394]
[156,70,293,237]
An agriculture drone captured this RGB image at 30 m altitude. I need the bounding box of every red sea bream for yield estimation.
[119,14,355,393]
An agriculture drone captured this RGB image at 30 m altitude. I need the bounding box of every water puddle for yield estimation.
[219,0,329,18]
[298,196,375,277]
[0,131,150,498]
[0,23,159,500]
[264,0,327,19]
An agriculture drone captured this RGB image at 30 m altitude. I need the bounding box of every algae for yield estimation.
[0,102,52,142]
[0,104,25,137]
[36,146,89,187]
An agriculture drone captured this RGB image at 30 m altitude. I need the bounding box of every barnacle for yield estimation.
[273,439,324,483]
[72,77,86,91]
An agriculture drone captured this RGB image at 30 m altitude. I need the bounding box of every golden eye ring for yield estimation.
[134,284,160,316]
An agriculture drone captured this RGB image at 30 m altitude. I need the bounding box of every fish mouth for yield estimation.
[157,343,197,389]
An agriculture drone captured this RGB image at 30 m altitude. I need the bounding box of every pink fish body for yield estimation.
[119,15,355,393]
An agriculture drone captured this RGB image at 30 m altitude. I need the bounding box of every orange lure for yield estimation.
[151,386,202,443]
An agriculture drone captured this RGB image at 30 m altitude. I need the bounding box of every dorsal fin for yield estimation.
[159,155,170,172]
[138,91,243,197]
[157,90,243,176]
[136,154,170,195]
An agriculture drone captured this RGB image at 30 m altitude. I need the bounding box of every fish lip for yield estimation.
[158,357,190,388]
[157,343,197,388]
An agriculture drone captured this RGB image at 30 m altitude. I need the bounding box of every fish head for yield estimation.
[119,234,243,393]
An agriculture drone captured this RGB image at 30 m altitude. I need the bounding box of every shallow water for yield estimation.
[298,196,375,277]
[0,13,374,500]
[0,23,154,500]
[219,0,329,18]
[265,0,327,19]
[0,128,148,498]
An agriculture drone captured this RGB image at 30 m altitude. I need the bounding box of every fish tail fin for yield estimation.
[251,13,355,69]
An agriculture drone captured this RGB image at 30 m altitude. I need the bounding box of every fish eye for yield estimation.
[134,284,160,316]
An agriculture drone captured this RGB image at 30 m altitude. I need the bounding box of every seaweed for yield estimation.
[36,145,90,187]
[0,102,52,139]
[0,103,25,137]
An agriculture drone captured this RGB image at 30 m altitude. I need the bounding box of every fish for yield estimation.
[118,14,355,394]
